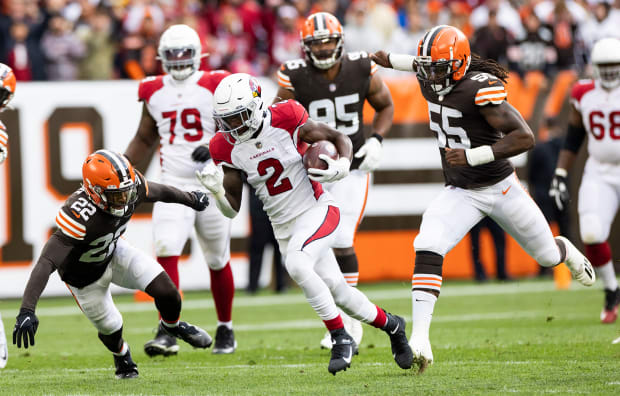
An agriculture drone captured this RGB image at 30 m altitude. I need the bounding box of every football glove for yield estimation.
[191,145,211,162]
[308,155,350,183]
[189,190,209,211]
[354,136,382,172]
[13,308,39,349]
[549,169,569,211]
[195,162,224,195]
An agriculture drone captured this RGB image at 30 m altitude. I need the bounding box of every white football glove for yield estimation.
[0,129,7,164]
[354,136,382,172]
[195,161,224,195]
[308,155,350,183]
[549,168,569,211]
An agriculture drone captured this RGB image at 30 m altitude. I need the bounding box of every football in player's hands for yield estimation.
[303,140,338,171]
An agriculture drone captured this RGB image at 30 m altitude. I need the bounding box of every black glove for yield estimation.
[190,190,209,211]
[13,308,39,349]
[549,169,570,211]
[191,145,211,162]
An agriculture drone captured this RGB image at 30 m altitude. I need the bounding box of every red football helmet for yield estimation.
[82,150,138,217]
[0,63,16,109]
[415,25,471,95]
[300,12,344,70]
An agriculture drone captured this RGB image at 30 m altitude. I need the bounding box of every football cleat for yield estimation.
[160,321,212,349]
[410,336,433,374]
[601,287,620,324]
[319,311,362,354]
[144,327,179,357]
[212,325,237,354]
[382,312,413,369]
[556,236,595,286]
[113,347,139,379]
[327,328,356,375]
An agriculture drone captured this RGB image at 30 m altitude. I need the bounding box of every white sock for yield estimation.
[411,290,438,340]
[113,341,129,356]
[595,261,618,291]
[343,272,359,287]
[217,321,233,330]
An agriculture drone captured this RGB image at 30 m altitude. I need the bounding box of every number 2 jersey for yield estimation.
[209,100,325,226]
[138,70,230,181]
[276,52,377,170]
[418,71,514,189]
[40,173,197,288]
[570,79,620,163]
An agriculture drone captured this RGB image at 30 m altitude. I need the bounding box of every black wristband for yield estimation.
[563,124,586,153]
[371,133,384,143]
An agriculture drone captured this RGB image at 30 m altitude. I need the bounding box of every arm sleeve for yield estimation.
[20,237,66,312]
[563,123,586,153]
[145,180,196,207]
[276,64,294,91]
[474,77,507,106]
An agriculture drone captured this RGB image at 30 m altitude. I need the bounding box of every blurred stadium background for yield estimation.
[1,0,620,298]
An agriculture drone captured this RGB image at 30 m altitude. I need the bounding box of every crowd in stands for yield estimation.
[1,0,619,82]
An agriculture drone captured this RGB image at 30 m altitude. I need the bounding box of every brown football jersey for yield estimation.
[277,52,378,169]
[418,71,514,189]
[51,173,149,287]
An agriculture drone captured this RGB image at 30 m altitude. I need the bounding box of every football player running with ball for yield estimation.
[0,62,16,369]
[274,12,394,351]
[371,25,595,372]
[197,73,412,375]
[124,24,237,356]
[13,150,211,379]
[549,38,620,323]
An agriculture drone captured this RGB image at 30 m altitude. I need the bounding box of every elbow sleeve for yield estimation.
[563,124,586,153]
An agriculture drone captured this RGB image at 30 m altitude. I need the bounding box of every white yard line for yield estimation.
[0,280,585,318]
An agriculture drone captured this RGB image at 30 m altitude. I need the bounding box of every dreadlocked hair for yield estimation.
[468,53,509,83]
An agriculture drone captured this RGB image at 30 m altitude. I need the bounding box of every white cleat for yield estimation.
[320,330,333,350]
[409,336,433,374]
[556,236,596,286]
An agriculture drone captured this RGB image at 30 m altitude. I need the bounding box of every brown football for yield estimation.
[303,140,338,170]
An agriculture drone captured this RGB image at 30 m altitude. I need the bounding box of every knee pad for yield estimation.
[414,224,447,256]
[535,243,562,268]
[205,254,228,271]
[92,310,123,335]
[154,237,185,257]
[580,214,605,244]
[285,250,314,283]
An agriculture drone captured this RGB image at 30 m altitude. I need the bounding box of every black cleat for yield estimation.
[212,325,237,354]
[160,321,212,349]
[383,312,414,369]
[144,327,179,357]
[601,287,620,324]
[113,347,139,379]
[327,328,355,375]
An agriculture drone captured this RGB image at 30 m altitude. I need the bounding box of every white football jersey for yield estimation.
[138,70,230,180]
[571,79,620,164]
[210,100,325,225]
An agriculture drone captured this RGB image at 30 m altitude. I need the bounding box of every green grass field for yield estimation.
[1,279,619,395]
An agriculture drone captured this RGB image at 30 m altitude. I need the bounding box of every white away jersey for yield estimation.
[571,79,620,163]
[138,70,230,180]
[210,100,324,225]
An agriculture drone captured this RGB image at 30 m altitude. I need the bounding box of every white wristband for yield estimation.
[388,53,415,71]
[465,145,495,167]
[213,190,238,218]
[555,168,568,177]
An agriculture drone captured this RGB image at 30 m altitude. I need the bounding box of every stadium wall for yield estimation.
[0,72,617,298]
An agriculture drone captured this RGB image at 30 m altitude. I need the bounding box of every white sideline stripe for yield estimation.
[0,280,581,318]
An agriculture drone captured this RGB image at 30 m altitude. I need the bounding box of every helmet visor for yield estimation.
[305,37,339,61]
[105,184,137,212]
[415,58,453,83]
[214,108,253,142]
[596,63,620,87]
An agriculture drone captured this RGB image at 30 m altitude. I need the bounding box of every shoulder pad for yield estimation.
[138,75,165,102]
[209,133,234,166]
[469,73,507,106]
[277,65,294,91]
[570,79,595,103]
[269,100,309,136]
[197,70,231,93]
[55,206,87,241]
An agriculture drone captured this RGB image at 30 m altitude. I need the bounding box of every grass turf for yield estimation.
[1,279,619,395]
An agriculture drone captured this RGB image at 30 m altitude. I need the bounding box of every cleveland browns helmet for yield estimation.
[300,12,344,70]
[158,24,202,81]
[0,63,16,110]
[212,73,264,144]
[415,25,471,95]
[82,150,139,217]
[591,37,620,90]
